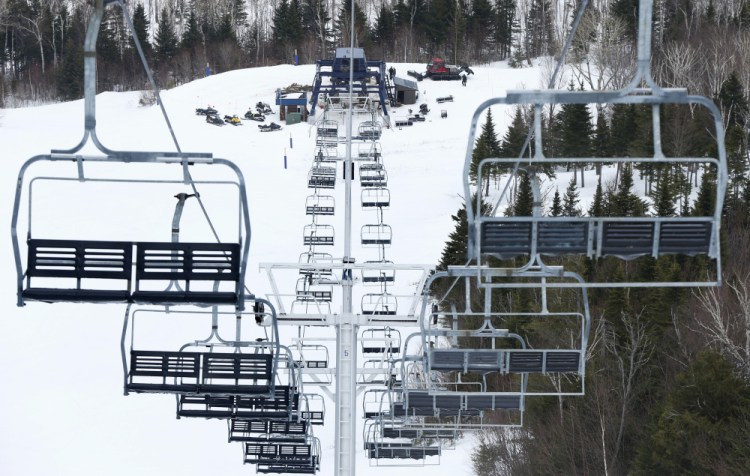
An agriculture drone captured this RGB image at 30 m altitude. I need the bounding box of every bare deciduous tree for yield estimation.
[694,274,750,378]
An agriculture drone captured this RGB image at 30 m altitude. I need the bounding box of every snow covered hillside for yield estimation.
[0,61,550,476]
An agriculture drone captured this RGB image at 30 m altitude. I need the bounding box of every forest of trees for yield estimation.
[430,1,750,474]
[2,0,750,107]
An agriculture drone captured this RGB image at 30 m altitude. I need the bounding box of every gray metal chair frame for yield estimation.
[416,267,590,397]
[121,303,284,400]
[462,0,727,288]
[11,0,253,310]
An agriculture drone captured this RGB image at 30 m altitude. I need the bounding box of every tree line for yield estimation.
[1,0,584,105]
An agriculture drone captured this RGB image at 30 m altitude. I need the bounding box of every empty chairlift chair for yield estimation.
[294,277,333,303]
[462,4,727,286]
[361,327,402,354]
[362,293,397,315]
[357,142,382,161]
[360,164,388,187]
[229,418,309,443]
[305,195,335,216]
[11,1,253,310]
[361,224,392,247]
[299,393,326,425]
[358,121,382,140]
[13,160,251,309]
[361,260,395,284]
[303,224,335,246]
[122,306,283,399]
[308,165,336,189]
[316,120,339,146]
[361,188,390,208]
[298,252,334,279]
[417,267,590,397]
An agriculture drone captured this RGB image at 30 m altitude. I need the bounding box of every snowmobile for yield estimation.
[224,114,243,126]
[206,114,225,126]
[244,110,265,121]
[256,101,273,114]
[419,103,430,115]
[407,70,424,81]
[195,106,218,115]
[258,122,282,132]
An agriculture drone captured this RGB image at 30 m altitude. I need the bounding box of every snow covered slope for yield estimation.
[0,61,548,476]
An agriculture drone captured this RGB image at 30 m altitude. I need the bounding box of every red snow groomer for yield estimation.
[424,57,462,80]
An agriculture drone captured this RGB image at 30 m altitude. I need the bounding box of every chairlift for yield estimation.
[316,120,339,147]
[308,166,336,189]
[361,224,392,246]
[360,164,388,187]
[122,305,284,399]
[358,121,383,140]
[364,419,441,462]
[11,1,252,310]
[359,358,396,386]
[298,252,333,278]
[463,9,727,287]
[417,267,590,397]
[292,344,330,369]
[305,195,335,216]
[303,224,335,246]
[361,260,395,284]
[363,389,390,419]
[361,188,390,208]
[362,293,397,315]
[229,418,309,443]
[314,145,339,162]
[357,142,382,161]
[361,327,402,354]
[294,277,333,304]
[299,393,326,425]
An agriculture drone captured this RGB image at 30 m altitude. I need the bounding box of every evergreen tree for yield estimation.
[610,104,636,156]
[231,0,248,30]
[334,0,369,47]
[550,188,562,216]
[562,176,581,216]
[525,0,553,57]
[494,0,516,59]
[302,0,330,58]
[556,81,593,158]
[613,164,646,216]
[181,10,203,50]
[425,0,454,49]
[129,3,151,56]
[634,352,750,475]
[272,0,304,57]
[499,107,529,158]
[470,108,502,194]
[211,13,236,43]
[588,179,605,216]
[438,196,492,270]
[592,111,612,157]
[693,167,716,217]
[57,35,83,100]
[652,170,676,216]
[154,7,178,63]
[718,73,749,199]
[514,172,534,216]
[469,0,494,58]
